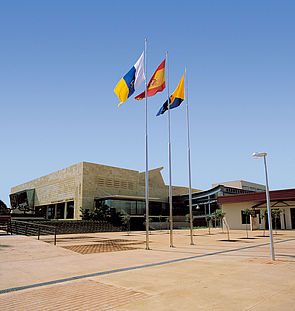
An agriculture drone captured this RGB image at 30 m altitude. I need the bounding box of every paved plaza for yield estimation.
[1,228,295,310]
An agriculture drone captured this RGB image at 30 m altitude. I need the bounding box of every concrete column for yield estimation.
[64,202,68,219]
[46,205,49,220]
[281,210,286,229]
[54,204,57,219]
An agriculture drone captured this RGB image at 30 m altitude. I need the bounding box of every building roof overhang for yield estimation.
[217,188,295,205]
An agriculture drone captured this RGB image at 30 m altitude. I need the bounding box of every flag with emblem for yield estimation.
[135,59,166,100]
[114,52,145,107]
[156,73,185,116]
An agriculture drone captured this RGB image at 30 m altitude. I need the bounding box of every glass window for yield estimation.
[48,205,55,219]
[137,201,145,215]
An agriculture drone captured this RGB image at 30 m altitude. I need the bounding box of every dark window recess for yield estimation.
[66,202,74,219]
[241,211,250,224]
[56,203,65,219]
[35,206,47,218]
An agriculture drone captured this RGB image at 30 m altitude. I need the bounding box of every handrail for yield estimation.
[11,220,57,245]
[11,220,56,229]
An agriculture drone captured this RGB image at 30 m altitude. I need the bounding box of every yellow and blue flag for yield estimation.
[156,74,185,116]
[114,52,145,107]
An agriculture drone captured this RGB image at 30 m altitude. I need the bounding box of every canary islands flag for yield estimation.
[114,52,145,107]
[135,59,165,100]
[156,74,185,116]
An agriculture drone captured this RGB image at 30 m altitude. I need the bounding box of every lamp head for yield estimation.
[252,152,267,158]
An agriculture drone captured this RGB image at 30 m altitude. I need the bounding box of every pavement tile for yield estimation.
[1,229,295,310]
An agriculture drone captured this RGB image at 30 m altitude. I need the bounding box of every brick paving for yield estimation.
[62,239,145,254]
[0,279,149,311]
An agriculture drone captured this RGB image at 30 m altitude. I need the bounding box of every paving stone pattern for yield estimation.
[62,239,145,254]
[0,280,149,311]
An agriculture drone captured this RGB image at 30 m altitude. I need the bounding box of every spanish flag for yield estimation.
[135,59,165,100]
[114,52,145,107]
[156,74,185,116]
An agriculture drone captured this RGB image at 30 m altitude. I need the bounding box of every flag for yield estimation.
[135,59,165,100]
[156,74,185,116]
[114,52,145,107]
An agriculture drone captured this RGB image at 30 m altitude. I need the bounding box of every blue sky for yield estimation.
[1,0,294,206]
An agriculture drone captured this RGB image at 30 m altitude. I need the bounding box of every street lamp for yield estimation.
[252,152,275,261]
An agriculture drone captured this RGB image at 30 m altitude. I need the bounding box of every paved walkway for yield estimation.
[1,229,295,310]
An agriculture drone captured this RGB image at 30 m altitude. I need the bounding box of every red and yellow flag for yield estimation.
[135,59,165,100]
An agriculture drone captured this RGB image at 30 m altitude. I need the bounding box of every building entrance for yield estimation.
[291,208,295,229]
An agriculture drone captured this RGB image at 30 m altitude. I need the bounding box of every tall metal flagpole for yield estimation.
[185,66,194,245]
[166,51,173,247]
[145,39,150,250]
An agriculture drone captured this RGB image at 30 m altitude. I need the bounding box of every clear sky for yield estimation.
[1,0,294,206]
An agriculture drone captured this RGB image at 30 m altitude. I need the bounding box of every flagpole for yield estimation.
[166,51,173,247]
[145,39,150,250]
[185,66,194,245]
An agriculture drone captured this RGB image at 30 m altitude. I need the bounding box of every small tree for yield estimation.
[212,209,226,228]
[158,215,163,231]
[109,209,123,227]
[91,201,109,221]
[242,208,254,238]
[271,209,282,235]
[205,216,212,235]
[185,213,190,223]
[260,208,267,236]
[165,216,170,232]
[0,200,10,215]
[223,217,231,241]
[122,214,131,235]
[212,209,230,240]
[80,208,91,220]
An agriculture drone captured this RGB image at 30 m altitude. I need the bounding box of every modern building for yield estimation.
[217,189,295,230]
[173,183,257,226]
[10,162,200,220]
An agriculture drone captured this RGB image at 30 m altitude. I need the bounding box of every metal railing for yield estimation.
[10,220,57,245]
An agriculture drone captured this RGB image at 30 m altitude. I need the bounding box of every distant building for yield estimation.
[10,162,200,220]
[212,180,265,192]
[218,189,295,230]
[173,183,259,227]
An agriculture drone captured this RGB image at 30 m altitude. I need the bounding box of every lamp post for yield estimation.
[252,152,275,261]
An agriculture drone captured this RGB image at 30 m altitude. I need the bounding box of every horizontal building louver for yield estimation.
[121,181,128,189]
[106,179,113,187]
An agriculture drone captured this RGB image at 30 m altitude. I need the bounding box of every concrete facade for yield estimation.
[10,162,199,219]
